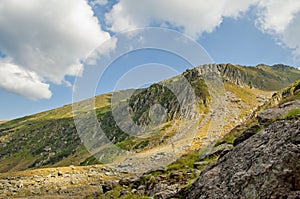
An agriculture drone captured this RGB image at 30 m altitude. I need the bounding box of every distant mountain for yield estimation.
[0,63,299,174]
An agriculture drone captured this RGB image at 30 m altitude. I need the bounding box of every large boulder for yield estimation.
[233,125,261,147]
[186,120,300,199]
[257,100,300,124]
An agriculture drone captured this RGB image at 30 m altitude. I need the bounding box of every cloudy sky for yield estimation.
[1,0,300,120]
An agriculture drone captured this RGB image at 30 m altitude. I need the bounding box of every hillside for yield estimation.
[186,79,300,199]
[0,66,300,198]
[0,64,299,174]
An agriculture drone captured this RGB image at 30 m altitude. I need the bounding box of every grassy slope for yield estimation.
[0,64,299,173]
[0,94,111,172]
[82,79,300,198]
[215,79,300,146]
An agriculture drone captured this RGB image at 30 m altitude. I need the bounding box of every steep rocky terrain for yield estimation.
[186,80,300,199]
[0,64,299,198]
[187,120,300,199]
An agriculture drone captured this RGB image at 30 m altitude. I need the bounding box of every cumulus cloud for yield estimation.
[105,0,258,39]
[106,0,300,59]
[89,0,108,7]
[256,0,300,59]
[0,61,52,100]
[256,0,300,34]
[1,0,300,100]
[0,0,111,99]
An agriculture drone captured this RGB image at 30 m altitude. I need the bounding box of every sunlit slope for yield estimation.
[0,63,299,173]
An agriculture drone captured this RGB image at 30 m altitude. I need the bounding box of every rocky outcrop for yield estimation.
[195,63,300,91]
[257,100,300,124]
[233,125,261,146]
[186,120,300,199]
[199,143,234,161]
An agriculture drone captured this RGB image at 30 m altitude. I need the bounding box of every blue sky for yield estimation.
[0,0,300,120]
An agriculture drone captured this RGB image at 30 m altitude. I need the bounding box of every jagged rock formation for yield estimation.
[257,100,300,123]
[185,82,300,199]
[187,120,300,199]
[195,63,300,90]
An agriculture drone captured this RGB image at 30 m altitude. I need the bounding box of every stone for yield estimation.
[169,172,182,179]
[154,190,176,199]
[186,120,300,199]
[199,143,233,161]
[57,170,63,177]
[102,180,118,193]
[131,189,137,194]
[120,189,129,196]
[193,161,208,169]
[233,125,261,146]
[119,178,132,186]
[257,100,300,124]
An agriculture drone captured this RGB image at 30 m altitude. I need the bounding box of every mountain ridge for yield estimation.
[0,64,300,198]
[0,63,299,174]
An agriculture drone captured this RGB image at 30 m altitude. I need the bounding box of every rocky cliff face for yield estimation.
[195,63,300,90]
[186,82,300,199]
[187,119,300,199]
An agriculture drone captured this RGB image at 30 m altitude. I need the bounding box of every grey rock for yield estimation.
[137,185,146,190]
[119,176,140,187]
[131,188,137,194]
[257,100,300,123]
[193,161,208,169]
[199,143,233,161]
[102,180,118,193]
[187,120,300,199]
[57,170,63,176]
[233,124,261,146]
[169,172,182,179]
[154,189,176,199]
[120,189,129,196]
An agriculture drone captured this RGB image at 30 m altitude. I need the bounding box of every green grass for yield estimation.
[283,109,300,120]
[133,140,150,150]
[80,155,101,166]
[1,64,299,173]
[214,133,236,146]
[167,151,200,171]
[116,137,137,151]
[99,185,149,199]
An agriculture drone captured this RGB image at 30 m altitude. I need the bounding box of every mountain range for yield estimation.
[0,63,299,198]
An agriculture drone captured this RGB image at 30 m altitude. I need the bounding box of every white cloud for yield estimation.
[106,0,300,59]
[284,16,300,56]
[90,0,108,7]
[85,37,118,65]
[255,0,300,59]
[0,61,52,100]
[256,0,300,34]
[0,0,111,99]
[1,0,300,101]
[105,0,259,39]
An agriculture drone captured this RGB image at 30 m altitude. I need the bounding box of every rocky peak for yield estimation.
[194,63,300,90]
